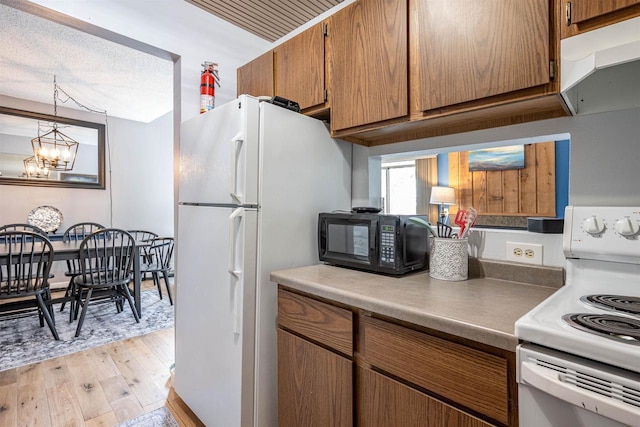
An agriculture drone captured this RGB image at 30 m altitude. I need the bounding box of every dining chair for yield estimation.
[0,223,48,242]
[127,230,158,280]
[72,228,139,337]
[59,222,105,320]
[0,231,59,340]
[140,237,174,305]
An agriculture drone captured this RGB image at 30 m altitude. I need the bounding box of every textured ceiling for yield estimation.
[0,3,173,123]
[185,0,344,42]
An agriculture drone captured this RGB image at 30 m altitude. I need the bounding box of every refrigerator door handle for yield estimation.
[230,132,244,204]
[228,207,244,336]
[228,207,244,277]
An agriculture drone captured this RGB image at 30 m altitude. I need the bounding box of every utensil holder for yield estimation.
[429,237,468,281]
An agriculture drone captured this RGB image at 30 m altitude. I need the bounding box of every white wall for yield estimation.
[1,0,274,239]
[29,0,273,123]
[353,107,640,267]
[0,95,173,237]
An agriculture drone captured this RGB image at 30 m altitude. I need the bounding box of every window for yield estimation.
[381,160,416,214]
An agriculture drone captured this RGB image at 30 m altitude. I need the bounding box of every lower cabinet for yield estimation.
[358,367,493,427]
[277,287,517,426]
[277,330,353,427]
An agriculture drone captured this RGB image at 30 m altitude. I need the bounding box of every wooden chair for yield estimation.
[0,223,48,242]
[59,222,105,320]
[127,230,158,280]
[72,228,139,337]
[0,231,59,340]
[140,237,174,305]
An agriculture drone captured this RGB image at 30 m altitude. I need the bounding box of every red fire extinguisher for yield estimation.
[200,61,220,114]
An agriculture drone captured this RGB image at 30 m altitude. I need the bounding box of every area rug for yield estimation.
[0,289,174,372]
[117,406,179,427]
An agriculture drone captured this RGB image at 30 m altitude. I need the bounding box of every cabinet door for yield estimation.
[411,0,550,112]
[358,367,494,427]
[237,50,274,97]
[328,0,408,131]
[274,23,326,111]
[570,0,640,24]
[278,329,353,427]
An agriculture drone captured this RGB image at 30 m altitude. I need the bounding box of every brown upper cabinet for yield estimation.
[237,0,571,146]
[274,23,328,114]
[328,0,408,132]
[563,0,640,37]
[237,50,274,98]
[341,0,567,146]
[411,0,551,113]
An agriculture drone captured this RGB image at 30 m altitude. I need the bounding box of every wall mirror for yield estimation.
[0,106,105,189]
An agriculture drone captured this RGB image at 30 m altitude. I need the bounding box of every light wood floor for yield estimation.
[0,282,204,427]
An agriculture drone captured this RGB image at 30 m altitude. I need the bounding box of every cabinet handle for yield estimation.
[565,2,572,26]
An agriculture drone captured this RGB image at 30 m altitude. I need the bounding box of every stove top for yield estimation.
[515,206,640,373]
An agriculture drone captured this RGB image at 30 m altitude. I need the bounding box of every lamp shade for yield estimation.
[430,186,456,205]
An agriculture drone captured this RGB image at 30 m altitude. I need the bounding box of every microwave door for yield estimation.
[323,218,376,266]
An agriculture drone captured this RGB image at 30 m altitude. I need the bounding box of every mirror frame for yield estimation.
[0,106,106,190]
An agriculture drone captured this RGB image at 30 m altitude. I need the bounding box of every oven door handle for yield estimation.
[521,361,640,426]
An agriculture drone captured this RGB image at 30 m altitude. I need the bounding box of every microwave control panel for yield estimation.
[379,224,396,266]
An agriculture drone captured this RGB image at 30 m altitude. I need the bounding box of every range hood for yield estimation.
[561,16,640,115]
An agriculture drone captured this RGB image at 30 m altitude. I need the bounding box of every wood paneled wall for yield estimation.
[416,157,439,222]
[448,142,556,217]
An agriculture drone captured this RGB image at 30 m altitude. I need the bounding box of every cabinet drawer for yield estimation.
[278,290,352,355]
[361,316,509,424]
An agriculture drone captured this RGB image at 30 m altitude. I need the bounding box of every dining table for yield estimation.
[0,238,150,317]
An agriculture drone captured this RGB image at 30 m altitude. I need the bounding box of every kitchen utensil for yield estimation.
[454,209,468,238]
[437,221,453,238]
[460,207,478,239]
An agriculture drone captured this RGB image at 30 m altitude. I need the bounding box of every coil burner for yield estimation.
[580,294,640,315]
[563,313,640,344]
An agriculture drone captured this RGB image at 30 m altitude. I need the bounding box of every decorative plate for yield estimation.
[28,205,63,233]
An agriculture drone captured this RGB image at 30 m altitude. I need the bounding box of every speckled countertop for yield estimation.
[271,264,561,352]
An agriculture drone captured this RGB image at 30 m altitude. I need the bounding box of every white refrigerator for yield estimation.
[175,95,352,427]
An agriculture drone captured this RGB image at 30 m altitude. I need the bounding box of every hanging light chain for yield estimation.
[54,79,107,116]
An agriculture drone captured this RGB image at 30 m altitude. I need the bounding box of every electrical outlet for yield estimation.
[506,242,543,265]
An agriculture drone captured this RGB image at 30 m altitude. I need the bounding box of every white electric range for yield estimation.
[516,206,640,427]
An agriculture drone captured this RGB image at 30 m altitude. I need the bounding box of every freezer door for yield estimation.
[179,95,260,205]
[174,204,258,427]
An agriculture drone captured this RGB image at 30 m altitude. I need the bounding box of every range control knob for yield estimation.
[583,215,605,235]
[614,217,640,237]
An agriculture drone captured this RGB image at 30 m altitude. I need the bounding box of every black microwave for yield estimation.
[318,212,429,275]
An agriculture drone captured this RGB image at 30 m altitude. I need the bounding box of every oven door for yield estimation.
[318,213,378,271]
[517,344,640,427]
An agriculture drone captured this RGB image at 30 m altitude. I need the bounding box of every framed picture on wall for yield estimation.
[468,145,525,171]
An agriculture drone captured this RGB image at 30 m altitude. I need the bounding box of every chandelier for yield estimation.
[23,156,50,179]
[30,76,79,172]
